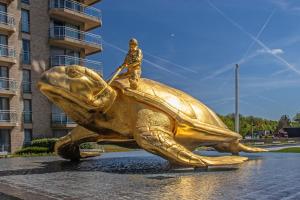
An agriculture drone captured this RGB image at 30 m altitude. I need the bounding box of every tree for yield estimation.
[293,113,300,123]
[276,115,291,131]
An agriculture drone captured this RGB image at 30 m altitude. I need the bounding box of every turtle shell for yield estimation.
[112,78,240,137]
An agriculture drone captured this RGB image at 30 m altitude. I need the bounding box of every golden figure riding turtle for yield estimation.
[115,38,143,89]
[38,63,267,168]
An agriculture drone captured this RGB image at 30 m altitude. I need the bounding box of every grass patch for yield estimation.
[272,147,300,153]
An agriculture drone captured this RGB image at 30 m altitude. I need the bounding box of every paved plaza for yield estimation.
[0,151,300,200]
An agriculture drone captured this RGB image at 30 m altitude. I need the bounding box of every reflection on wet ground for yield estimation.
[0,151,299,200]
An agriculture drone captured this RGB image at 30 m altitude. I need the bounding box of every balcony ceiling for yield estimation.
[49,37,102,55]
[49,9,102,31]
[82,0,101,6]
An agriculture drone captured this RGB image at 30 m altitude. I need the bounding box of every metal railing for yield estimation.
[0,44,16,59]
[0,110,17,123]
[21,51,31,64]
[23,111,32,123]
[49,0,101,20]
[0,77,18,92]
[22,81,31,93]
[49,55,103,74]
[0,11,15,28]
[51,113,76,125]
[49,26,102,47]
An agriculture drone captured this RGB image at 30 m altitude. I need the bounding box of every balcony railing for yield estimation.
[49,0,101,20]
[51,113,76,125]
[0,44,16,59]
[0,110,17,123]
[22,81,31,93]
[23,111,32,123]
[0,77,18,93]
[0,11,15,28]
[49,26,102,47]
[49,55,103,74]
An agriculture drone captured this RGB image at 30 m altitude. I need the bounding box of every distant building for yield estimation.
[284,128,300,138]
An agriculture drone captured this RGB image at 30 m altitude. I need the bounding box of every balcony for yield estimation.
[0,77,18,96]
[0,110,18,127]
[0,45,16,65]
[49,26,102,55]
[49,0,102,31]
[23,111,32,124]
[49,55,103,75]
[51,113,76,128]
[0,11,15,34]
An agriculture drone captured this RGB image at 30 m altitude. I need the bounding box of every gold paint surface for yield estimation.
[38,41,267,167]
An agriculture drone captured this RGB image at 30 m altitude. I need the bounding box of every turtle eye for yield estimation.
[66,68,83,78]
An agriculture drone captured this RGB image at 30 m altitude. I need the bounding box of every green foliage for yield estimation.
[15,147,50,155]
[80,143,93,149]
[14,138,58,156]
[218,114,278,137]
[273,147,300,153]
[31,138,58,152]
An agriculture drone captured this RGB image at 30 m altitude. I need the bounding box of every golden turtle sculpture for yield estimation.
[38,65,267,168]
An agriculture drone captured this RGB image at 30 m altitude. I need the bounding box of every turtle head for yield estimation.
[38,65,117,124]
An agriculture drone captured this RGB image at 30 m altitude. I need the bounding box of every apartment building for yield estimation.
[0,0,102,153]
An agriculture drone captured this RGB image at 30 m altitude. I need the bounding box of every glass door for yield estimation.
[0,66,8,90]
[0,3,7,25]
[0,97,9,121]
[0,34,8,57]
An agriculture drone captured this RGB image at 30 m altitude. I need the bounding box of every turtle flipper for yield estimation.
[135,109,247,167]
[134,126,248,167]
[55,126,101,161]
[214,141,268,155]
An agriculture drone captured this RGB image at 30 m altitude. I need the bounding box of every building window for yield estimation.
[0,129,10,152]
[22,69,31,93]
[0,97,9,122]
[0,3,7,25]
[22,39,30,64]
[24,129,32,146]
[53,129,69,138]
[21,0,30,4]
[23,99,32,123]
[0,34,8,57]
[21,9,30,33]
[0,66,8,90]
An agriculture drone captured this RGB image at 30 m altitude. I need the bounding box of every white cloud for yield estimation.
[257,48,284,55]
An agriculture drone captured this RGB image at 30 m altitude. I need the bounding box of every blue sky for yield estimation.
[89,0,300,120]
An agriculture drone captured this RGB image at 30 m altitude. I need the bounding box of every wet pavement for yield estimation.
[0,150,299,200]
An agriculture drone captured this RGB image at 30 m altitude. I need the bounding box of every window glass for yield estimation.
[24,129,32,146]
[22,39,30,64]
[21,9,30,33]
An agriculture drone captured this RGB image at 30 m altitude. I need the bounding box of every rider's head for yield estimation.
[129,38,138,50]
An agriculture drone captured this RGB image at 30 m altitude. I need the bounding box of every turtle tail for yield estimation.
[238,143,268,153]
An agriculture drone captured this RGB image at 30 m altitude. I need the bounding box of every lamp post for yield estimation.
[235,64,240,133]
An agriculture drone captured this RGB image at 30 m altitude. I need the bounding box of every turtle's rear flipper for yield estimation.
[238,143,268,153]
[214,142,268,155]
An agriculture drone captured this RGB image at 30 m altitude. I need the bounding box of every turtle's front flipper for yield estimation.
[55,126,101,161]
[134,109,248,167]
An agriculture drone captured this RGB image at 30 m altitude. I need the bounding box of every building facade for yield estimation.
[0,0,102,153]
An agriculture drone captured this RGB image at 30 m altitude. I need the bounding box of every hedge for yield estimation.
[31,138,58,152]
[15,147,50,155]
